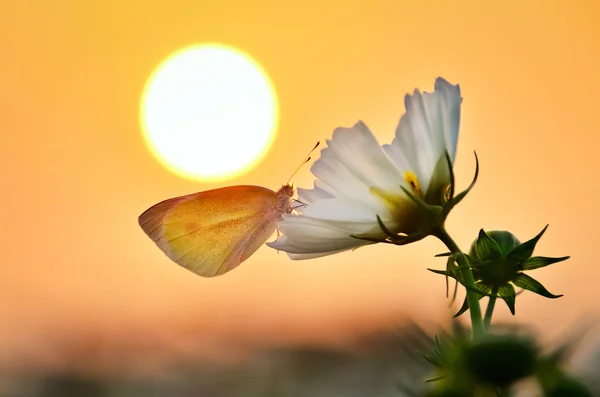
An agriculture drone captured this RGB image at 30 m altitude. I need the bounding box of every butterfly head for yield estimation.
[276,183,295,214]
[279,142,319,214]
[279,183,295,198]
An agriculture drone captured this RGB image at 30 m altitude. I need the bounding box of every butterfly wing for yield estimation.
[139,185,281,277]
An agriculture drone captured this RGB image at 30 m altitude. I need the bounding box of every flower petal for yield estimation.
[287,250,350,260]
[434,77,461,162]
[266,214,378,259]
[300,198,377,222]
[311,147,376,209]
[389,77,462,195]
[310,122,405,215]
[382,142,411,172]
[327,121,404,192]
[297,180,335,205]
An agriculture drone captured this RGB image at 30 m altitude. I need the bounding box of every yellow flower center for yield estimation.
[404,171,422,196]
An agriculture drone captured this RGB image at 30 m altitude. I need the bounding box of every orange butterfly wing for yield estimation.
[139,185,286,277]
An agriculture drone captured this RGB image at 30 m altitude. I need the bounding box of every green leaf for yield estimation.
[498,284,516,315]
[424,376,446,383]
[446,256,463,302]
[446,151,479,211]
[435,252,451,257]
[429,257,463,282]
[356,215,424,245]
[429,266,461,303]
[444,256,452,298]
[400,185,431,212]
[521,256,570,270]
[420,351,443,367]
[513,273,563,299]
[463,252,484,269]
[376,214,399,240]
[475,229,503,260]
[507,225,549,262]
[453,282,491,318]
[434,335,447,362]
[429,264,461,301]
[454,297,470,318]
[428,268,450,276]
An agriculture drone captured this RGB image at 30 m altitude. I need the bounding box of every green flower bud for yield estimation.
[464,334,537,387]
[422,324,593,396]
[469,230,521,260]
[430,226,569,316]
[424,325,539,395]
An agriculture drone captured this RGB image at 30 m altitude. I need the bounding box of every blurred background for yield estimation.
[2,0,600,395]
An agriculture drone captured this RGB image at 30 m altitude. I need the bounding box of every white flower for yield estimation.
[267,77,464,259]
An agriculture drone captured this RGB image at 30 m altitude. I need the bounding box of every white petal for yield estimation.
[434,77,461,162]
[311,147,375,207]
[267,214,376,258]
[279,213,378,236]
[391,77,462,193]
[400,92,441,191]
[287,249,351,260]
[382,142,411,173]
[310,122,404,215]
[297,180,335,205]
[300,198,376,222]
[327,122,404,192]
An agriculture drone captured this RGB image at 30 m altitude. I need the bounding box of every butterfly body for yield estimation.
[139,184,294,277]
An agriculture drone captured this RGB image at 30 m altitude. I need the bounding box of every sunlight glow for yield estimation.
[140,44,278,180]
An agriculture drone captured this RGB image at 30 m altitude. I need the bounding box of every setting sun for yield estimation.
[140,44,278,181]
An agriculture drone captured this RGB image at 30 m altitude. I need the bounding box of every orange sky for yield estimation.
[1,0,600,375]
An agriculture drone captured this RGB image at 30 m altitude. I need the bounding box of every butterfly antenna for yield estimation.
[287,141,320,184]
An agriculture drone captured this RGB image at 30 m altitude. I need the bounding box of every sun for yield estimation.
[140,44,278,181]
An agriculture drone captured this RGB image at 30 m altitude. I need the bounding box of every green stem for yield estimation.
[434,227,484,339]
[484,285,499,330]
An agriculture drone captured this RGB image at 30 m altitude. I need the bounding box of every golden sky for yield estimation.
[1,0,599,374]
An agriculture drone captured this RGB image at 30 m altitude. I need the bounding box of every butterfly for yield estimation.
[138,184,294,277]
[138,143,318,278]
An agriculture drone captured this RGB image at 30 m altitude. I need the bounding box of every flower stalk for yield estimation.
[433,226,484,339]
[484,285,499,330]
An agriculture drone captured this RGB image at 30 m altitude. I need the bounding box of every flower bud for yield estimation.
[430,226,568,316]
